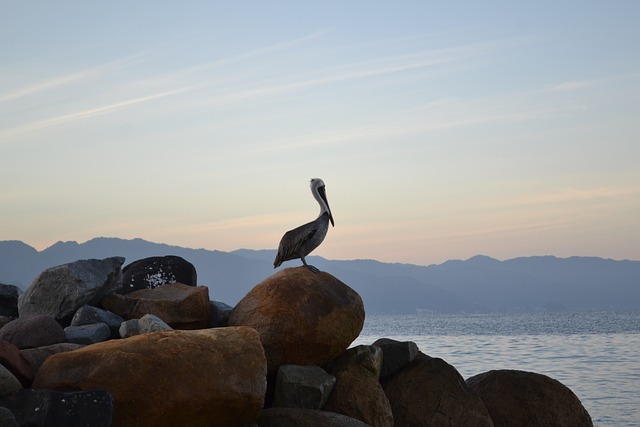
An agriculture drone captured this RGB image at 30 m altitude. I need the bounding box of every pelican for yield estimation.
[274,178,334,272]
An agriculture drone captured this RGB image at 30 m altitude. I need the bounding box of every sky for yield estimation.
[1,1,639,265]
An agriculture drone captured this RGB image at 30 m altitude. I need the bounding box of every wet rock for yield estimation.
[101,283,211,329]
[20,343,83,376]
[33,327,266,427]
[229,267,365,375]
[0,284,20,319]
[120,255,196,294]
[0,314,65,349]
[0,388,113,427]
[258,407,372,427]
[0,341,32,387]
[70,305,124,338]
[373,338,419,379]
[382,353,493,427]
[325,364,393,427]
[64,323,111,345]
[273,365,336,409]
[18,257,124,323]
[0,365,21,397]
[466,369,593,427]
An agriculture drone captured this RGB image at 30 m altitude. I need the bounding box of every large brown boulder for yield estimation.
[258,407,372,427]
[33,327,266,427]
[324,364,393,427]
[466,369,593,427]
[382,353,494,427]
[228,267,365,375]
[101,283,211,329]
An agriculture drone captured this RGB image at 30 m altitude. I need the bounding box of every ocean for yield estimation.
[352,311,640,427]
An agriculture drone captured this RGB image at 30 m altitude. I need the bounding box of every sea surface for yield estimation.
[352,311,640,427]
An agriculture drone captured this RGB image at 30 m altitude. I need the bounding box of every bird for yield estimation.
[274,178,334,272]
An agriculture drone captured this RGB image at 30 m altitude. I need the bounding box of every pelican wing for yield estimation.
[274,220,319,267]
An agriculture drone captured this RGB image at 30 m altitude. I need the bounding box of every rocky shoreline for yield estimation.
[0,255,593,426]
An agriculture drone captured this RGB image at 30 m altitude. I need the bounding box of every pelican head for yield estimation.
[310,178,334,226]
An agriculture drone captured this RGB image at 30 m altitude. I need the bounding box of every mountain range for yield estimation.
[1,237,639,314]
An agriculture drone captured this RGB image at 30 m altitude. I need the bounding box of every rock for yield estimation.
[0,314,66,349]
[0,317,11,330]
[466,369,593,427]
[18,257,124,323]
[0,341,33,388]
[64,323,111,345]
[20,343,83,376]
[70,305,124,338]
[0,388,113,427]
[33,327,266,427]
[273,365,336,409]
[101,283,211,329]
[0,365,21,397]
[0,406,18,427]
[324,365,393,427]
[119,314,172,337]
[327,345,384,379]
[0,284,21,319]
[120,255,197,294]
[382,353,493,427]
[118,319,140,338]
[229,267,365,375]
[258,407,373,427]
[373,338,419,379]
[210,300,233,327]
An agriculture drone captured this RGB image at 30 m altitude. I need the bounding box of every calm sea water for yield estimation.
[353,311,640,427]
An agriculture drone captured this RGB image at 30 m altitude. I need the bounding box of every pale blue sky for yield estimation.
[1,1,639,264]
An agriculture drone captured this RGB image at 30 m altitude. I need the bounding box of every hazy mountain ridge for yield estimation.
[1,238,638,314]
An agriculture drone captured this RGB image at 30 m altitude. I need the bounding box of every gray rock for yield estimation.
[18,257,124,322]
[118,319,140,338]
[70,305,124,338]
[372,338,419,379]
[21,343,83,376]
[138,313,172,333]
[0,366,21,398]
[0,314,65,350]
[118,314,172,338]
[0,284,21,318]
[273,365,336,410]
[210,300,233,327]
[64,323,111,345]
[0,388,113,427]
[327,345,384,378]
[0,406,18,427]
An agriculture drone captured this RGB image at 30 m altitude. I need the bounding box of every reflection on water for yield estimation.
[353,312,640,427]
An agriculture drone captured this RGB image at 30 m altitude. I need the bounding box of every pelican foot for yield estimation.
[306,265,321,273]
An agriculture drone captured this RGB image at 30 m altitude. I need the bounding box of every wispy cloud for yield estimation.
[548,81,593,91]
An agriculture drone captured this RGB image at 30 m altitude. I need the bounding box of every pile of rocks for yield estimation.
[0,255,593,427]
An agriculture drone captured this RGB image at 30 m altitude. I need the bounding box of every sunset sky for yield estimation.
[1,1,639,265]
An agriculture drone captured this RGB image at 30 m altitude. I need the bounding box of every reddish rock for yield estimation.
[228,267,364,375]
[101,283,211,329]
[466,369,593,427]
[324,364,393,427]
[0,341,33,388]
[382,353,494,427]
[33,327,266,427]
[258,407,372,427]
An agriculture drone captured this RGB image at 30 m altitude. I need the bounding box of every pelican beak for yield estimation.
[318,185,335,227]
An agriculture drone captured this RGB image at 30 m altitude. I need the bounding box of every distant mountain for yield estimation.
[1,238,639,314]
